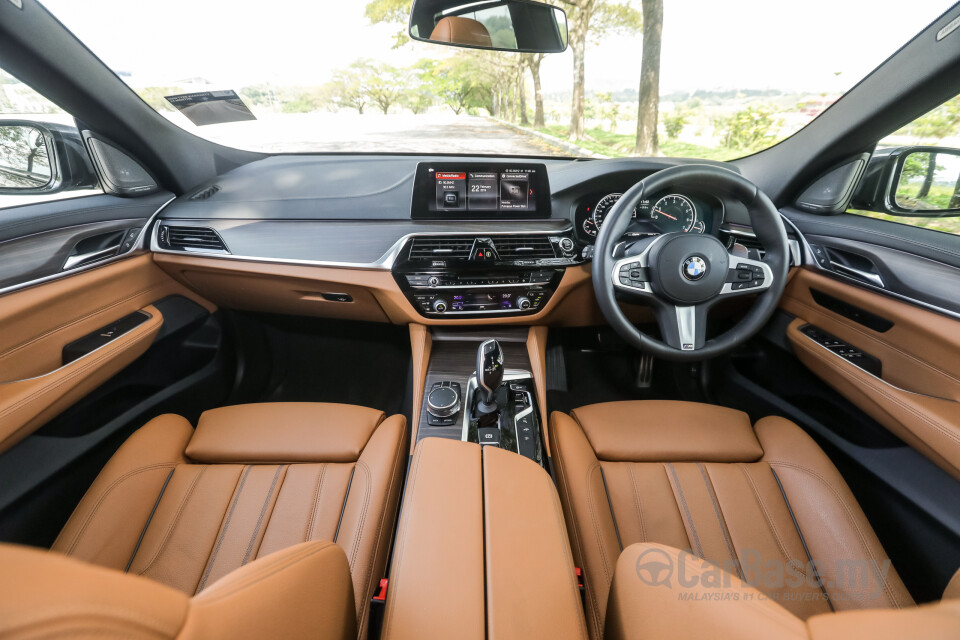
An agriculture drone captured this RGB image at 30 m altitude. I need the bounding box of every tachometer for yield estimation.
[592,193,636,229]
[650,194,698,233]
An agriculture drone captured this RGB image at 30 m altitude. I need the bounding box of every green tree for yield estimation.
[364,0,413,47]
[558,0,642,140]
[714,105,782,151]
[633,0,662,156]
[523,53,547,127]
[135,87,184,112]
[662,108,688,140]
[323,62,374,114]
[597,92,620,132]
[367,63,407,114]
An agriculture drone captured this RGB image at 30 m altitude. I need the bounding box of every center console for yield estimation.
[395,162,583,319]
[417,330,546,468]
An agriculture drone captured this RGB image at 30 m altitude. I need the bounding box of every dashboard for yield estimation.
[574,189,723,243]
[148,154,769,325]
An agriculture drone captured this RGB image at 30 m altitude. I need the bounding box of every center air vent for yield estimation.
[409,236,476,260]
[159,226,229,253]
[491,235,558,259]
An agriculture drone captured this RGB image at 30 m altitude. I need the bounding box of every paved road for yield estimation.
[197,112,567,156]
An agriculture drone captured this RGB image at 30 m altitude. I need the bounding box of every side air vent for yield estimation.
[189,185,220,200]
[409,236,475,260]
[492,235,558,259]
[160,226,229,253]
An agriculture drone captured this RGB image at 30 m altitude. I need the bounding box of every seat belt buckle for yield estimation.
[372,578,388,604]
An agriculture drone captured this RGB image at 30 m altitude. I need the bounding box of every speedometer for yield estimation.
[650,194,698,233]
[592,193,636,228]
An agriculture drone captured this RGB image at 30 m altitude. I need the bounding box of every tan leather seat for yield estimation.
[0,539,356,640]
[551,400,915,639]
[606,543,960,640]
[51,402,408,639]
[429,16,493,47]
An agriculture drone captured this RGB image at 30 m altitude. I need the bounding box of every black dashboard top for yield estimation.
[161,154,742,225]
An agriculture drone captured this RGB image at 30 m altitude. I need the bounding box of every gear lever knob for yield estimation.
[476,339,504,413]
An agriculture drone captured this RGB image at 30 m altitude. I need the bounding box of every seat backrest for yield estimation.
[0,540,356,640]
[605,543,960,640]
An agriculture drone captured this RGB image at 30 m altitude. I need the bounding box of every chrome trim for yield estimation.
[425,385,461,418]
[832,262,885,288]
[461,370,531,443]
[675,306,697,351]
[718,255,775,296]
[720,221,802,267]
[0,195,175,298]
[781,212,960,322]
[150,224,576,271]
[424,305,541,316]
[0,310,153,386]
[513,394,534,455]
[62,244,121,271]
[409,281,552,290]
[610,235,666,296]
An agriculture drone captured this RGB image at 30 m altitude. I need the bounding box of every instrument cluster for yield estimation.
[575,190,721,242]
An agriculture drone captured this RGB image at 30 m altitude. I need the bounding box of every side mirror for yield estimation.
[409,0,567,53]
[0,123,57,194]
[853,146,960,216]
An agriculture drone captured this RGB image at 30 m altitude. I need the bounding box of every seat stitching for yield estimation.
[553,417,604,640]
[628,463,647,543]
[60,463,175,556]
[665,463,704,558]
[768,460,903,608]
[193,541,338,603]
[737,464,810,581]
[356,421,407,638]
[348,460,373,570]
[134,465,207,577]
[304,463,327,542]
[587,461,614,592]
[195,466,252,592]
[698,463,743,579]
[242,465,284,565]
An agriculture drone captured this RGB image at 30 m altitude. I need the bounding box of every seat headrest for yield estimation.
[186,402,385,464]
[429,16,493,47]
[570,400,763,463]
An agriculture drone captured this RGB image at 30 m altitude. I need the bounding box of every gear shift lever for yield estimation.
[476,339,504,414]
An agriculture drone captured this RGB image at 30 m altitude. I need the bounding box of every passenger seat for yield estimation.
[47,402,407,639]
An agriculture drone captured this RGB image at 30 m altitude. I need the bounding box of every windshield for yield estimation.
[35,0,957,160]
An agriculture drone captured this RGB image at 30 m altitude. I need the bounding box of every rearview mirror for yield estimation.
[409,0,568,53]
[0,124,55,193]
[891,148,960,214]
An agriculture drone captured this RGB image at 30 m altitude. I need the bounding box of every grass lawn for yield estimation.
[534,125,743,161]
[848,209,960,236]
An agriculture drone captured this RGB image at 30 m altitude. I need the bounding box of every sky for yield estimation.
[40,0,959,96]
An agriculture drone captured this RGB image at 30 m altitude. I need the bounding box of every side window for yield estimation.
[0,68,101,209]
[849,95,960,236]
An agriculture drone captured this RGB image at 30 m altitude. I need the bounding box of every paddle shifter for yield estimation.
[476,339,504,414]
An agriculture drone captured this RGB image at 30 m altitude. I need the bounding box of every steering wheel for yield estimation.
[592,164,789,361]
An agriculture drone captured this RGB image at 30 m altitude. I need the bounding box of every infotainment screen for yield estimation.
[411,162,551,219]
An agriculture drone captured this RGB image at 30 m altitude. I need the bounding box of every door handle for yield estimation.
[62,244,121,270]
[832,262,885,288]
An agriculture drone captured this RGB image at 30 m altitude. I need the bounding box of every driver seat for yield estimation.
[551,401,914,640]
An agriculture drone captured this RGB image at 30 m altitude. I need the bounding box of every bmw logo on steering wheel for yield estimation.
[682,256,707,281]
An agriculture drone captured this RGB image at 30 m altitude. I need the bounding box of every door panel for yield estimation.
[0,253,214,453]
[781,267,960,479]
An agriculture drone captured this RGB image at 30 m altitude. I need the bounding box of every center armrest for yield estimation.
[383,438,586,640]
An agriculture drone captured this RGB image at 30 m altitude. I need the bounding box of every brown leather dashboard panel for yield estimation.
[782,268,960,479]
[154,253,654,327]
